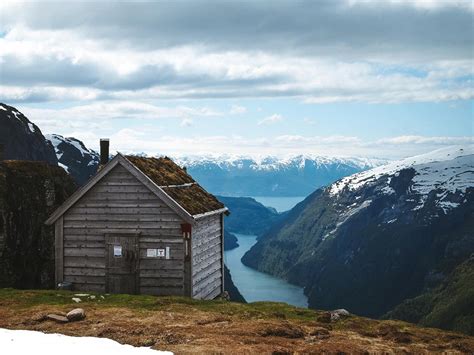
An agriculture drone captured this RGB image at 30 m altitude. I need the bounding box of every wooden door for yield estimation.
[105,235,139,294]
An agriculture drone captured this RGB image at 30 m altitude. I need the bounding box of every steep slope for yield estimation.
[243,147,474,331]
[218,196,283,236]
[0,161,76,289]
[46,134,100,186]
[0,103,57,164]
[386,255,474,335]
[176,155,386,197]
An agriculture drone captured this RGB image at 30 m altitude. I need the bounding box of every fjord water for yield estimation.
[225,233,308,308]
[251,196,306,212]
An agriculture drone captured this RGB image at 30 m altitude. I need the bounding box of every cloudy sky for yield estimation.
[0,0,472,158]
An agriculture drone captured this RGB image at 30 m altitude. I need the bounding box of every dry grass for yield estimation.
[1,289,473,354]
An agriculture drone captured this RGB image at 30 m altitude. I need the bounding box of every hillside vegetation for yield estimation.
[0,288,473,353]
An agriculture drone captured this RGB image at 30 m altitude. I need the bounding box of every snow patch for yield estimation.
[0,328,170,355]
[0,105,7,111]
[58,162,69,173]
[27,123,35,133]
[329,146,474,212]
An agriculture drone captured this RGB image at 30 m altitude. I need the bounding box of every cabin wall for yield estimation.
[60,163,185,295]
[191,214,223,300]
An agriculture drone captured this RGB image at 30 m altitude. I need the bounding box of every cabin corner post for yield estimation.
[221,213,225,295]
[54,216,64,287]
[182,223,192,297]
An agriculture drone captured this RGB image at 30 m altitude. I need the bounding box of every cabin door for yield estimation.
[105,235,139,294]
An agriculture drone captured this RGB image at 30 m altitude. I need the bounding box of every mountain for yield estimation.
[0,103,57,165]
[45,134,100,186]
[218,196,283,236]
[242,146,474,333]
[0,160,76,289]
[175,155,386,197]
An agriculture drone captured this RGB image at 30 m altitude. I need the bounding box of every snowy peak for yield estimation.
[329,146,474,213]
[45,134,99,185]
[0,103,40,136]
[0,103,57,164]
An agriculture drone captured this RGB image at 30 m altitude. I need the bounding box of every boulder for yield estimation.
[330,309,350,321]
[47,314,69,323]
[66,308,86,322]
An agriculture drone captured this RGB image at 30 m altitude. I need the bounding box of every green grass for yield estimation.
[0,288,319,321]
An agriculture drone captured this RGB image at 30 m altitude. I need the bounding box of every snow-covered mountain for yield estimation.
[174,155,387,197]
[0,103,57,164]
[243,146,474,321]
[45,134,100,186]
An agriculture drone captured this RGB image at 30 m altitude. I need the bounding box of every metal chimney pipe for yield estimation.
[0,143,4,161]
[100,139,109,166]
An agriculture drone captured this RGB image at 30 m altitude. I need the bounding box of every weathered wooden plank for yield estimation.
[81,191,158,203]
[63,235,105,242]
[193,235,221,254]
[204,286,222,300]
[64,241,105,248]
[67,207,176,215]
[64,256,106,268]
[64,220,181,229]
[91,185,151,194]
[193,245,221,265]
[194,277,222,299]
[139,277,183,287]
[64,267,106,276]
[71,283,106,293]
[139,239,183,246]
[140,286,184,296]
[193,266,221,287]
[192,258,221,279]
[55,216,64,285]
[139,259,184,270]
[64,248,105,257]
[139,269,183,278]
[64,275,105,285]
[64,214,180,222]
[64,227,182,235]
[72,202,167,208]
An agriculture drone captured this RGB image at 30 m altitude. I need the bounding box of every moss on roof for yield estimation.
[125,155,225,216]
[126,156,195,186]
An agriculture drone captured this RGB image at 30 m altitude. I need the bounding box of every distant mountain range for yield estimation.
[175,155,387,197]
[243,146,474,334]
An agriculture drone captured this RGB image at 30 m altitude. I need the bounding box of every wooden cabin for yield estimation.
[46,141,228,299]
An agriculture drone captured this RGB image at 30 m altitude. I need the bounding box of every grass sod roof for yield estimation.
[125,155,225,216]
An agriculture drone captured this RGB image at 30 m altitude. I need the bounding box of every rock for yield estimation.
[66,308,86,322]
[310,327,330,339]
[330,309,350,321]
[47,314,69,323]
[316,312,332,323]
[72,297,81,303]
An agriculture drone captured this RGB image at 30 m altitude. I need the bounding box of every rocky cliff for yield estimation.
[243,147,474,334]
[0,103,57,164]
[0,161,76,289]
[45,134,100,186]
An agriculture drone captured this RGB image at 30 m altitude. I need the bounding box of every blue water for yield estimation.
[251,196,306,212]
[225,233,308,308]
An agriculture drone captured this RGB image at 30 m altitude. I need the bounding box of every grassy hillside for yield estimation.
[386,256,474,335]
[0,288,473,353]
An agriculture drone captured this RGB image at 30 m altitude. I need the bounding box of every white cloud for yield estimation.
[258,114,283,125]
[230,105,247,114]
[180,118,193,127]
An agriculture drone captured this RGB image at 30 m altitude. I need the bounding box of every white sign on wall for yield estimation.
[156,249,165,257]
[113,245,122,257]
[146,248,157,257]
